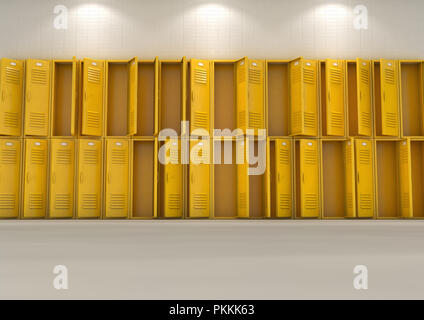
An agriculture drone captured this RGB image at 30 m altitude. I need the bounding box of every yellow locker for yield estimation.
[247,59,265,132]
[190,59,210,134]
[163,140,183,218]
[237,140,249,218]
[343,139,356,218]
[289,58,318,136]
[70,57,78,136]
[299,140,319,218]
[275,139,292,217]
[0,139,21,218]
[398,140,412,218]
[355,139,374,218]
[105,139,129,218]
[189,140,210,218]
[23,139,48,218]
[236,57,248,133]
[49,139,75,218]
[127,57,138,136]
[380,59,400,136]
[0,59,24,136]
[77,139,102,218]
[24,59,51,136]
[356,59,372,136]
[325,59,345,136]
[82,58,104,136]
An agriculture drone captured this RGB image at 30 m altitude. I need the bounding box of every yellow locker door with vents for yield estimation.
[289,58,303,135]
[189,140,210,218]
[127,57,138,136]
[302,60,318,136]
[105,139,129,218]
[356,59,372,136]
[247,59,265,132]
[236,57,248,133]
[24,59,51,136]
[77,140,102,218]
[343,139,356,218]
[326,59,345,136]
[49,139,74,218]
[70,57,78,136]
[355,139,374,218]
[190,59,210,134]
[82,58,104,136]
[275,139,292,218]
[398,140,412,218]
[299,140,319,218]
[0,59,24,136]
[23,139,48,218]
[164,140,183,218]
[380,59,399,136]
[237,140,249,218]
[0,139,21,218]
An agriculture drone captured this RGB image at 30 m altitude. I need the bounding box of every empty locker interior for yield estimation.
[400,62,424,136]
[213,139,237,218]
[213,62,236,134]
[135,60,156,136]
[410,140,424,218]
[132,139,157,218]
[248,140,267,218]
[267,61,289,136]
[52,60,77,137]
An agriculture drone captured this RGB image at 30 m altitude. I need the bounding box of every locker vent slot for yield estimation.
[29,194,45,210]
[304,193,318,210]
[329,68,342,85]
[385,69,395,85]
[167,193,181,210]
[55,194,72,210]
[304,148,316,165]
[304,112,315,129]
[86,111,100,128]
[111,148,127,165]
[248,112,264,129]
[4,112,19,128]
[248,68,261,84]
[82,193,97,209]
[87,67,101,84]
[239,192,247,209]
[359,194,372,210]
[279,148,289,165]
[170,148,179,163]
[291,111,302,132]
[109,194,126,210]
[31,148,45,165]
[31,68,48,85]
[330,111,344,128]
[83,149,98,164]
[1,148,17,164]
[193,193,208,210]
[401,147,409,163]
[56,149,72,165]
[238,110,246,128]
[29,112,46,129]
[290,66,301,83]
[360,68,369,85]
[193,112,208,129]
[303,68,315,85]
[384,112,398,129]
[346,192,353,209]
[279,194,291,210]
[5,67,20,84]
[360,112,371,129]
[0,194,15,209]
[358,149,371,165]
[194,68,207,84]
[402,193,410,209]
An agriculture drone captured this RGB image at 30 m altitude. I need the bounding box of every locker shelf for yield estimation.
[266,61,290,137]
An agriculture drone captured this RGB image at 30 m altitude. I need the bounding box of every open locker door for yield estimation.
[70,57,78,136]
[163,139,183,218]
[398,139,412,218]
[190,59,210,134]
[189,140,210,218]
[343,139,356,218]
[247,59,265,132]
[237,139,249,218]
[236,57,248,134]
[275,139,292,217]
[356,58,372,136]
[300,139,319,218]
[127,57,138,136]
[302,59,318,136]
[380,59,400,136]
[355,139,374,218]
[326,59,345,136]
[289,57,303,135]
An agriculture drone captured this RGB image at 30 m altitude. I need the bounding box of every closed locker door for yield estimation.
[248,59,265,131]
[343,139,356,218]
[189,140,210,218]
[236,57,248,133]
[0,59,24,136]
[326,59,345,136]
[275,139,292,218]
[127,57,138,136]
[49,140,74,218]
[356,59,372,136]
[237,140,249,218]
[105,139,129,218]
[355,139,374,218]
[300,140,319,218]
[23,139,48,218]
[289,58,303,135]
[24,59,51,136]
[380,59,399,136]
[164,140,183,218]
[0,139,21,218]
[190,59,210,134]
[82,58,104,136]
[398,140,412,218]
[78,140,102,218]
[302,60,318,136]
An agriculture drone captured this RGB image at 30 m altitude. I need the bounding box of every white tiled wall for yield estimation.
[0,0,423,59]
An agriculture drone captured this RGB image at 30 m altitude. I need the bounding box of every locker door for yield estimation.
[164,140,183,218]
[0,140,21,218]
[189,140,210,218]
[299,140,319,218]
[380,59,399,136]
[398,140,412,218]
[355,139,374,218]
[82,58,104,136]
[326,59,345,136]
[289,58,303,135]
[275,139,292,218]
[265,138,271,218]
[154,57,159,136]
[248,59,265,131]
[0,59,24,136]
[237,140,249,218]
[343,139,356,218]
[77,140,102,218]
[127,57,138,136]
[49,140,74,218]
[190,59,210,134]
[70,57,78,136]
[24,59,51,136]
[302,60,318,136]
[23,139,48,218]
[105,139,129,218]
[236,57,248,133]
[356,59,372,136]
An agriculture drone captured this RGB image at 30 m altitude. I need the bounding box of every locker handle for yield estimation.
[383,91,386,102]
[26,172,30,184]
[191,91,194,102]
[328,91,331,103]
[302,173,305,184]
[80,172,84,183]
[278,172,280,183]
[1,90,5,102]
[359,91,362,101]
[166,172,168,183]
[27,91,31,103]
[52,173,56,184]
[357,172,360,184]
[107,171,111,184]
[190,172,194,184]
[84,89,87,102]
